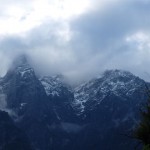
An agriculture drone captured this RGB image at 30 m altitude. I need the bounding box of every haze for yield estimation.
[0,0,150,82]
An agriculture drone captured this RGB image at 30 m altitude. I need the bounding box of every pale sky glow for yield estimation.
[0,0,91,35]
[126,32,150,51]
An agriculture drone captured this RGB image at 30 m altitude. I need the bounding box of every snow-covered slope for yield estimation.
[39,75,72,97]
[73,70,146,114]
[39,75,78,123]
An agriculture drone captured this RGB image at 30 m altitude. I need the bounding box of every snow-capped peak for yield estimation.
[101,69,135,79]
[73,69,145,114]
[39,75,72,97]
[6,55,35,80]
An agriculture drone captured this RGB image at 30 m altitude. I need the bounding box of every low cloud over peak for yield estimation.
[0,0,150,82]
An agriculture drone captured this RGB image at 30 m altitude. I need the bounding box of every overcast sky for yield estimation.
[0,0,150,82]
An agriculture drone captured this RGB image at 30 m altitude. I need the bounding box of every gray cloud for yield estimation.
[0,0,150,82]
[67,0,150,81]
[71,0,150,50]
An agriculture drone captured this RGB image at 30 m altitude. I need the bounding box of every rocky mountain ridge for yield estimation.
[73,70,146,115]
[0,56,147,150]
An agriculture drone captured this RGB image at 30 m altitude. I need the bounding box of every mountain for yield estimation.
[39,75,78,122]
[0,56,148,150]
[72,69,147,150]
[0,56,83,150]
[0,56,59,150]
[73,70,147,117]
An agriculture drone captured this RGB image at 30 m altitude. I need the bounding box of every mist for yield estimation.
[0,0,150,82]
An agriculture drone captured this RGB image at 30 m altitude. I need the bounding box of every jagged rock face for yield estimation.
[1,56,54,120]
[0,56,58,150]
[39,69,146,150]
[39,75,70,97]
[71,70,147,150]
[0,110,34,150]
[0,56,147,150]
[73,70,147,116]
[40,75,79,123]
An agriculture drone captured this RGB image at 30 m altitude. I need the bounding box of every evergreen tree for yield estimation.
[135,87,150,150]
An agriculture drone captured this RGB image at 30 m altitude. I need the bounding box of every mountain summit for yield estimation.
[73,69,146,115]
[4,55,34,82]
[0,56,147,150]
